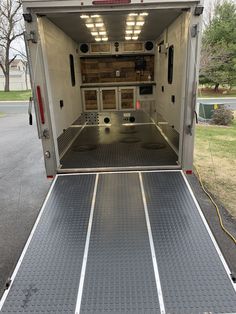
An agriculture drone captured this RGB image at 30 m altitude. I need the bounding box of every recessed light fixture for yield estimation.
[95,37,102,42]
[95,22,104,27]
[126,30,133,34]
[129,13,138,16]
[136,21,145,26]
[91,31,98,36]
[126,21,135,26]
[102,37,108,41]
[132,36,138,40]
[125,36,132,40]
[91,14,100,18]
[80,14,89,19]
[99,31,106,35]
[86,23,94,28]
[133,29,141,34]
[140,12,148,16]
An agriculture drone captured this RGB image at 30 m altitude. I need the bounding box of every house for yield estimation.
[0,59,31,91]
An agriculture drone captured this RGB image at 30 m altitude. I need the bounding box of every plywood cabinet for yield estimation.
[82,86,136,111]
[82,88,99,111]
[119,87,136,110]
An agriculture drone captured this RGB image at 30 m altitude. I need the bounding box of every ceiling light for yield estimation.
[99,31,106,35]
[132,36,138,40]
[136,21,145,26]
[95,22,104,27]
[86,23,94,28]
[140,12,149,16]
[126,30,133,34]
[95,37,102,42]
[102,37,108,41]
[129,13,138,16]
[127,21,135,26]
[91,14,100,18]
[125,36,132,40]
[91,31,98,36]
[81,14,89,19]
[133,29,141,34]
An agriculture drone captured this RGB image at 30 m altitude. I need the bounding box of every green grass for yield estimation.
[194,113,236,217]
[198,87,236,98]
[0,90,32,101]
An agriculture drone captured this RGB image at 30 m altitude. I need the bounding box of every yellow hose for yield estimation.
[195,166,236,245]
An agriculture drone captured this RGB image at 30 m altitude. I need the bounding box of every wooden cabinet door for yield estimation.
[82,88,99,111]
[119,87,136,110]
[100,88,118,111]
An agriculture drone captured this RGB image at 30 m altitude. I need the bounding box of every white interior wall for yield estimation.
[41,17,82,138]
[154,12,188,133]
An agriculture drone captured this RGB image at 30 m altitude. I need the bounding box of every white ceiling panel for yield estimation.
[47,9,182,43]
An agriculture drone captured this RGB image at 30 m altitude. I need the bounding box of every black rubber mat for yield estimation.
[142,171,236,314]
[61,124,177,169]
[80,173,160,313]
[1,175,96,313]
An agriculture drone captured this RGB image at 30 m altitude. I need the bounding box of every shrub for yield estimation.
[212,107,234,125]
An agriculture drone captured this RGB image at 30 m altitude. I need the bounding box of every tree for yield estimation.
[200,0,236,91]
[0,0,24,91]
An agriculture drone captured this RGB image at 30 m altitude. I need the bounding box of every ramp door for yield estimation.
[1,171,236,313]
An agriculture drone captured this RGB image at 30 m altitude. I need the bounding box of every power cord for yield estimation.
[195,166,236,245]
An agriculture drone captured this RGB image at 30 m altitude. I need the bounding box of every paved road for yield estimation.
[0,102,28,114]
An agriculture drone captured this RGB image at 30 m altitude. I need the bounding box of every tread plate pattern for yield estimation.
[81,173,160,313]
[61,124,177,169]
[142,171,236,314]
[1,175,95,314]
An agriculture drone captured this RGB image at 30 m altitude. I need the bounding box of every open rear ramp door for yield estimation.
[1,171,236,313]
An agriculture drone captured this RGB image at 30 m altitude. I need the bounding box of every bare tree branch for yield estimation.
[0,0,25,91]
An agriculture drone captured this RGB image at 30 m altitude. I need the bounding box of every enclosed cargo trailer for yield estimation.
[19,0,203,176]
[1,1,236,313]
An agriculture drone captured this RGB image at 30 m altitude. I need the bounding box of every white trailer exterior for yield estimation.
[22,0,203,176]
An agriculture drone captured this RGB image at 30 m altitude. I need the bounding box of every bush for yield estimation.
[212,107,234,125]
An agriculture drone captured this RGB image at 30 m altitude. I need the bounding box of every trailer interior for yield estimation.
[37,8,190,171]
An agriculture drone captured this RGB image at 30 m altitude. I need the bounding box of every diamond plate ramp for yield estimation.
[80,173,160,313]
[1,175,95,314]
[142,171,236,314]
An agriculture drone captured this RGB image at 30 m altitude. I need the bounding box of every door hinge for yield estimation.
[42,129,50,139]
[191,24,198,38]
[25,31,37,44]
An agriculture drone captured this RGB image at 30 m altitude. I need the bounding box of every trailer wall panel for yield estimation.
[155,13,188,133]
[41,17,82,137]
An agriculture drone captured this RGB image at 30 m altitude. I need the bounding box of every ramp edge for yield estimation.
[180,171,236,292]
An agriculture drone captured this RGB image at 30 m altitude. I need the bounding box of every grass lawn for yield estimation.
[194,112,236,218]
[198,87,236,98]
[0,90,32,101]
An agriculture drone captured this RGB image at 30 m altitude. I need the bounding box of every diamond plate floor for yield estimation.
[61,123,178,169]
[142,171,236,314]
[80,173,160,313]
[0,175,96,314]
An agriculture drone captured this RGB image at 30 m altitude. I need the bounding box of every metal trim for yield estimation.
[75,173,99,314]
[139,172,166,314]
[58,165,180,173]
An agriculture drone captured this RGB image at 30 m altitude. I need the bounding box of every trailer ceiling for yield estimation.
[46,9,182,43]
